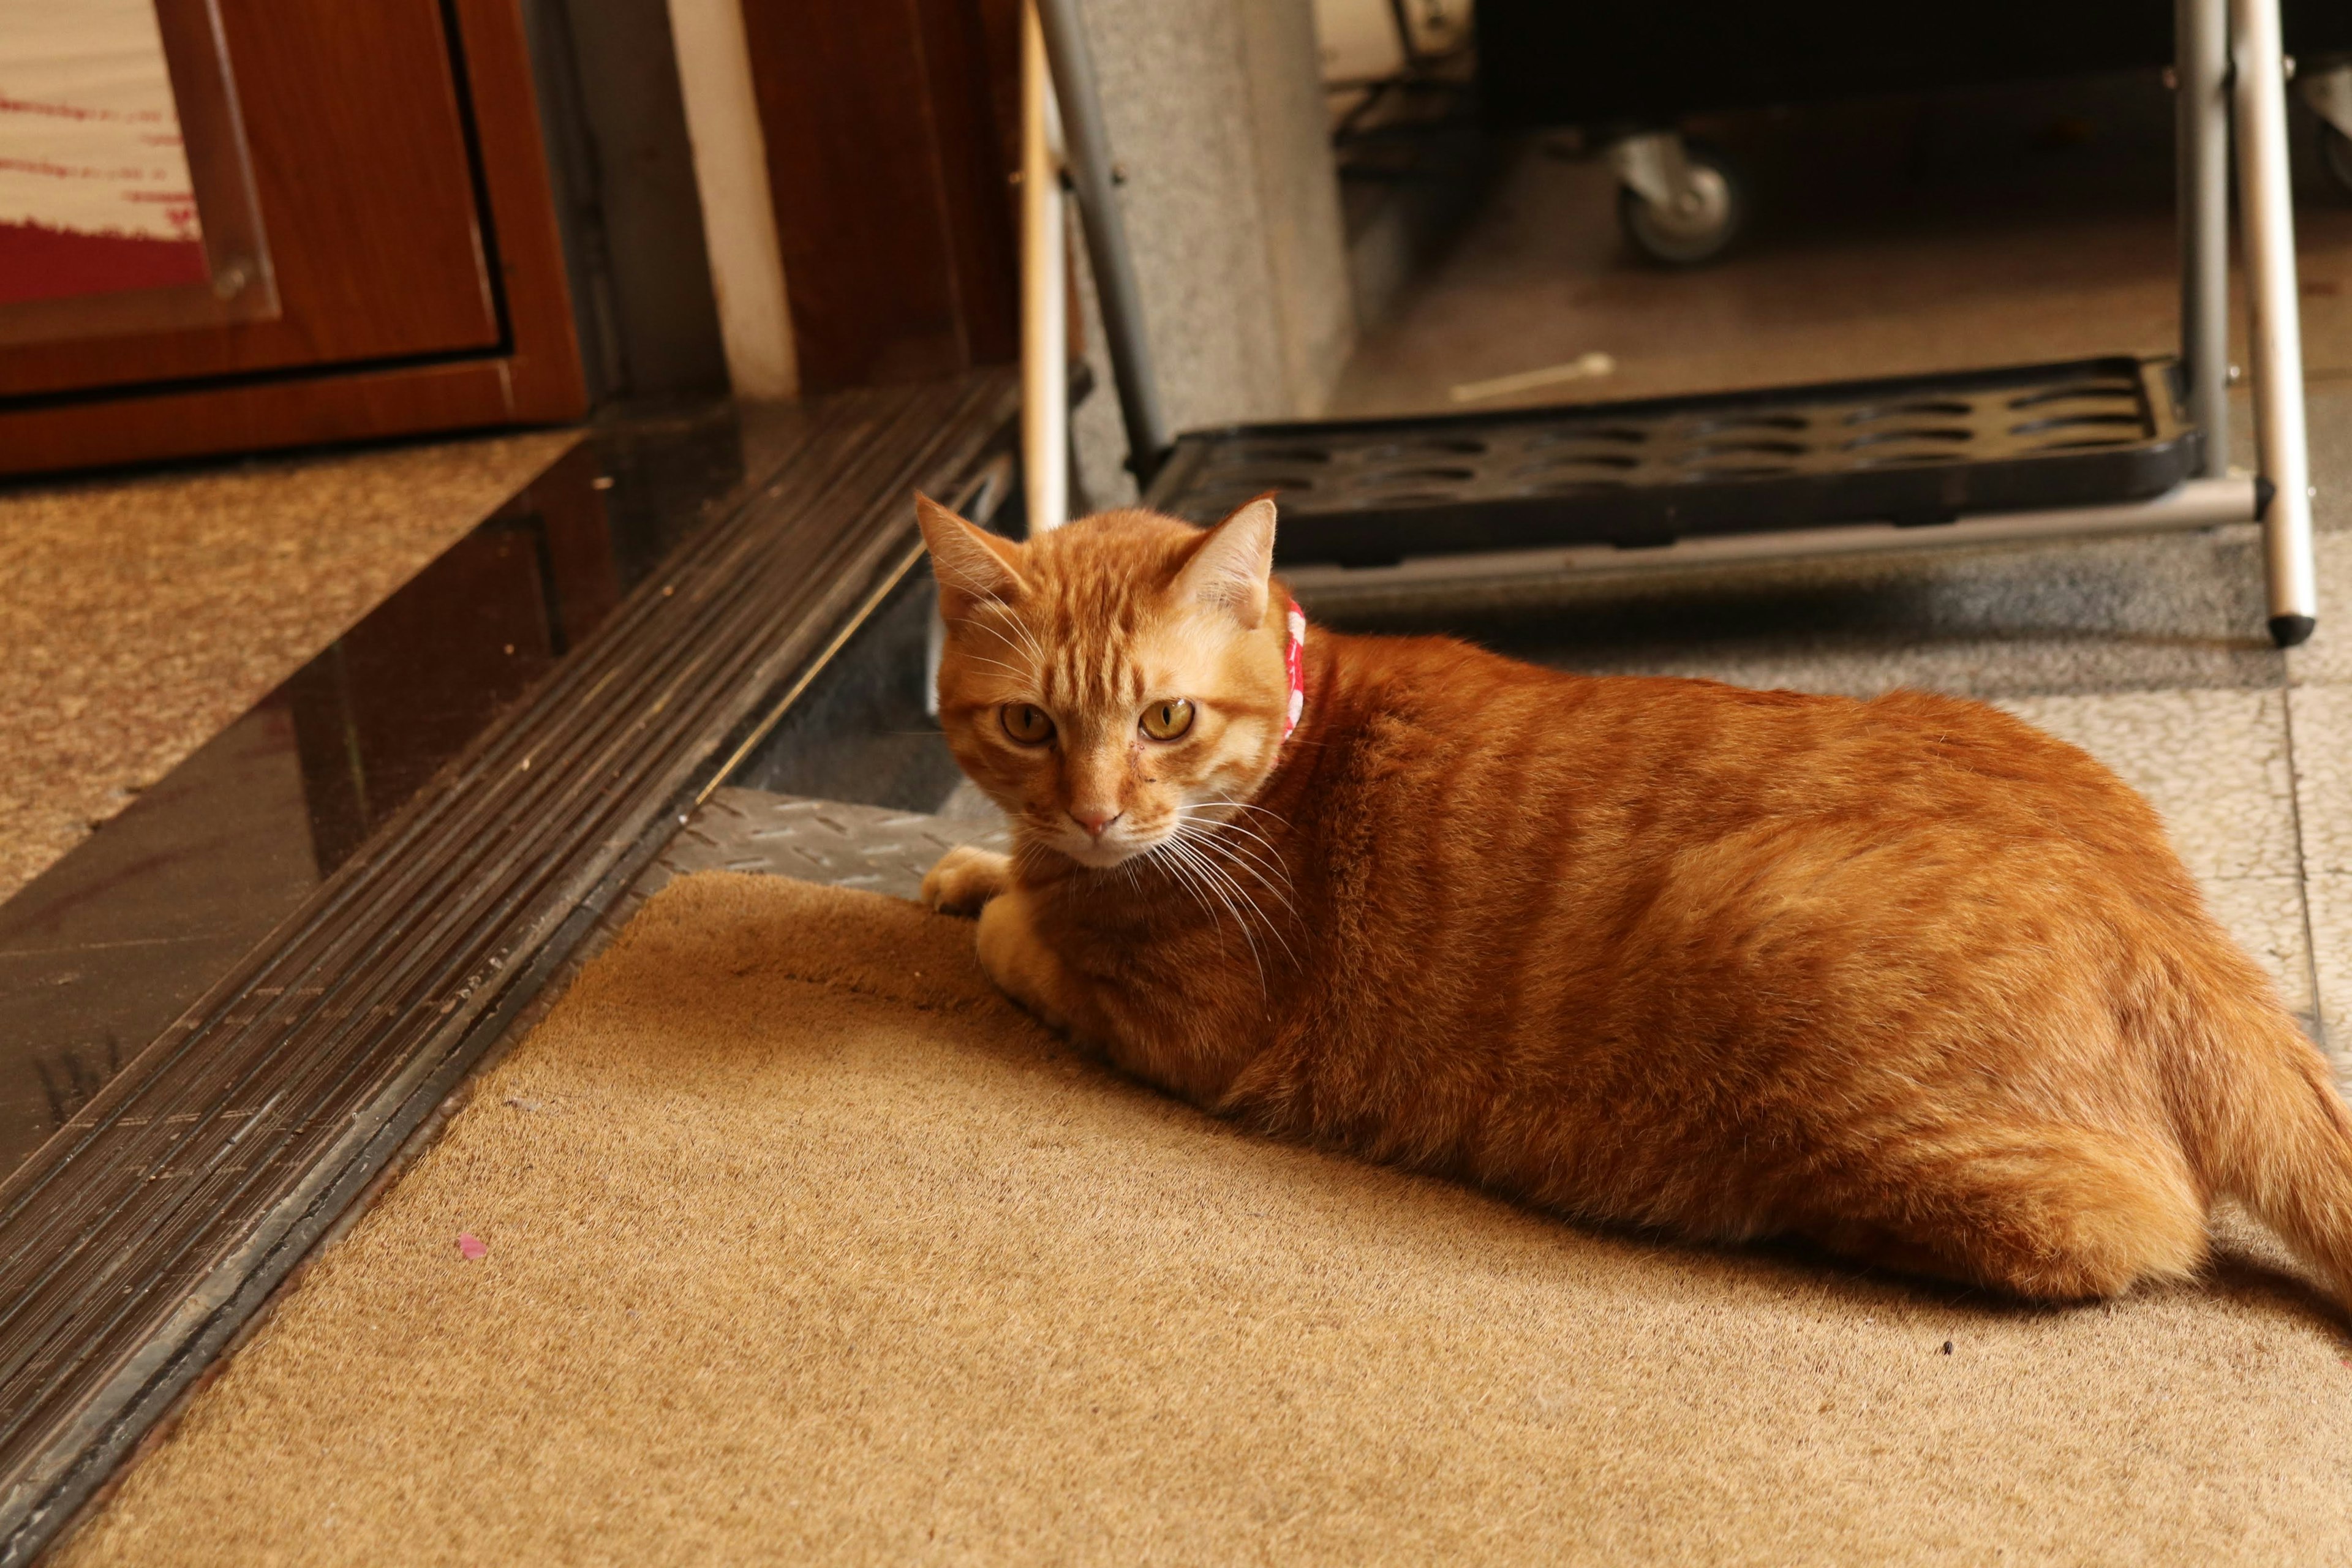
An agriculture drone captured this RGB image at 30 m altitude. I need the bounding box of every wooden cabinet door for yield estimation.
[0,0,583,476]
[1,0,499,398]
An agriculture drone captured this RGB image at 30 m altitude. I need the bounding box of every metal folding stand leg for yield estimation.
[2226,0,2318,641]
[1022,0,2321,646]
[2178,0,2231,481]
[1019,0,1070,536]
[932,0,1072,718]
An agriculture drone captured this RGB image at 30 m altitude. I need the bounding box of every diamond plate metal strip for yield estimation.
[656,788,1009,902]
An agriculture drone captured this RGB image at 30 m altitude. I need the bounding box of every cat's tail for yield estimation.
[2187,975,2352,1308]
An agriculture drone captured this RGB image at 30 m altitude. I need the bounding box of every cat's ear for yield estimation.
[1174,495,1278,629]
[916,493,1027,613]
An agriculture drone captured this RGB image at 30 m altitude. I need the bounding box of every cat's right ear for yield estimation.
[1174,495,1278,629]
[916,494,1027,616]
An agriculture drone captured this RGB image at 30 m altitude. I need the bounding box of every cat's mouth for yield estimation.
[1048,829,1149,869]
[1033,819,1166,870]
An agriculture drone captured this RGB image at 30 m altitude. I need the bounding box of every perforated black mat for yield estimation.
[1143,356,2201,567]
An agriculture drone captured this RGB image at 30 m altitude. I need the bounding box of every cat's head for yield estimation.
[918,496,1293,871]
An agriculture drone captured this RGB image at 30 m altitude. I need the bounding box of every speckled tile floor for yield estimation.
[2289,540,2352,1054]
[0,429,581,905]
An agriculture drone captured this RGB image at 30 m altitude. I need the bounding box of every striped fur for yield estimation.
[918,497,2352,1309]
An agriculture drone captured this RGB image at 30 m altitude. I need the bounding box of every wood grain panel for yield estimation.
[0,363,519,476]
[739,0,1019,391]
[448,0,587,420]
[915,0,1020,368]
[0,0,499,399]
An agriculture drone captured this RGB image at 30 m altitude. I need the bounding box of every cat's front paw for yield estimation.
[922,844,1012,916]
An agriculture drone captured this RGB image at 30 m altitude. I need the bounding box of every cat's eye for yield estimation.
[1140,698,1195,741]
[1001,704,1055,744]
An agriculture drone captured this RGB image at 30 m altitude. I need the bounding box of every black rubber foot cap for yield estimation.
[2270,613,2316,648]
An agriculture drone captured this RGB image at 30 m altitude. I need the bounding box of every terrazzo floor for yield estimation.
[2287,537,2352,1055]
[0,431,581,905]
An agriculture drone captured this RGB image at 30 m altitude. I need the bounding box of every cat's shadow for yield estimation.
[1023,1017,2352,1348]
[1731,1220,2350,1342]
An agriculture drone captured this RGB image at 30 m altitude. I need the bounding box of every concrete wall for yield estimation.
[1068,0,1354,508]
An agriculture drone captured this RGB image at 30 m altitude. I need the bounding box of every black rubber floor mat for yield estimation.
[1144,356,2199,567]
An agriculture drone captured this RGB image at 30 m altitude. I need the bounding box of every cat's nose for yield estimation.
[1071,808,1121,838]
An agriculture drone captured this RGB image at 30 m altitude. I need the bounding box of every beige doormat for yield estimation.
[57,873,2352,1566]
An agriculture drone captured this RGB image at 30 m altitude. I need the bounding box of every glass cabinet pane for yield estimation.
[0,0,275,345]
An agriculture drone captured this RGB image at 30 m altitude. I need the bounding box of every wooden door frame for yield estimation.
[0,0,587,480]
[739,0,1022,394]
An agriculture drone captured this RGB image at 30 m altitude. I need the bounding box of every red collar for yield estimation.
[1282,595,1305,740]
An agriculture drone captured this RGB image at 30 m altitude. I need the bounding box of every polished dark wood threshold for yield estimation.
[0,371,1016,1565]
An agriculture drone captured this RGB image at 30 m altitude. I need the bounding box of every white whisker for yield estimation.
[1187,813,1291,880]
[1173,804,1295,912]
[1205,795,1289,826]
[1156,833,1271,994]
[1174,825,1291,911]
[1161,816,1297,981]
[990,611,1049,676]
[1139,840,1224,949]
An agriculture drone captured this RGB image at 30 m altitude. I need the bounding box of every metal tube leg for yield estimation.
[1019,0,1069,535]
[1033,0,1172,484]
[924,582,945,719]
[2230,0,2319,644]
[2177,0,2230,478]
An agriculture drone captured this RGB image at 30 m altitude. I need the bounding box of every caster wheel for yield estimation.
[2323,123,2352,202]
[1617,142,1745,266]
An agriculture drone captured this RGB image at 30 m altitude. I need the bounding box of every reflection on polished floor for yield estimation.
[0,431,581,906]
[0,377,1023,1565]
[0,408,771,1175]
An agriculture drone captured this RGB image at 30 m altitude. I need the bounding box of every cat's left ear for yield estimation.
[916,492,1027,615]
[1174,495,1277,629]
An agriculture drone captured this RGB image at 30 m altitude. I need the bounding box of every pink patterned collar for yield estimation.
[1282,595,1306,740]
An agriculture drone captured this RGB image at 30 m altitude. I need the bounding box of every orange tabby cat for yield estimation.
[916,492,2352,1306]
